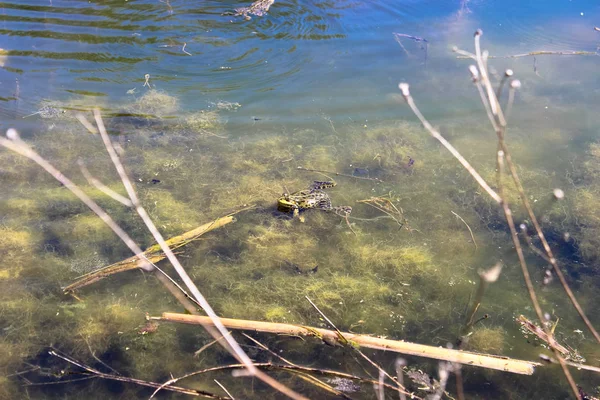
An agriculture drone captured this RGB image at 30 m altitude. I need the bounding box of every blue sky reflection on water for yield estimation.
[0,0,598,129]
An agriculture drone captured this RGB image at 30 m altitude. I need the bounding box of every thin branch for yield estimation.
[48,350,227,399]
[397,84,502,204]
[214,380,235,400]
[457,50,598,59]
[296,166,384,183]
[451,210,477,250]
[152,362,420,400]
[78,160,133,207]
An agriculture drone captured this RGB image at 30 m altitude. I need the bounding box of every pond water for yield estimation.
[0,0,599,399]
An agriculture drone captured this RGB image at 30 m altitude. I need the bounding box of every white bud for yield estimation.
[6,128,19,140]
[468,65,479,81]
[398,83,410,97]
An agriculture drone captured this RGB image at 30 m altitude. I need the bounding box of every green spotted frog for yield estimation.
[277,181,352,218]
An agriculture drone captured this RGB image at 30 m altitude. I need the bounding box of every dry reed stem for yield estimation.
[153,312,541,375]
[401,30,591,399]
[472,30,582,398]
[91,110,255,370]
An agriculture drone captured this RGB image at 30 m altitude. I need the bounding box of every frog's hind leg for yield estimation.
[317,195,333,210]
[334,206,356,235]
[332,206,352,216]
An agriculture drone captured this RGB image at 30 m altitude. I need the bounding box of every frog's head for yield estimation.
[277,194,298,213]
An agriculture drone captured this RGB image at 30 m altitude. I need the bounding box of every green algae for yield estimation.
[125,89,179,118]
[465,326,506,354]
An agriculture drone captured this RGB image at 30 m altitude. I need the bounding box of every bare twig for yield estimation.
[214,380,234,400]
[539,354,600,374]
[457,50,598,59]
[451,210,477,249]
[78,160,133,207]
[48,350,227,399]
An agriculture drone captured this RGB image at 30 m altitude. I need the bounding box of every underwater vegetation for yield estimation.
[0,82,598,400]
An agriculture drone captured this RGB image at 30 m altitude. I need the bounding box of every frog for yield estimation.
[277,181,352,218]
[229,0,274,20]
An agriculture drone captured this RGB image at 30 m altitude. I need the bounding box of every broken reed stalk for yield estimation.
[400,29,593,399]
[152,312,541,375]
[517,315,570,357]
[63,215,235,292]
